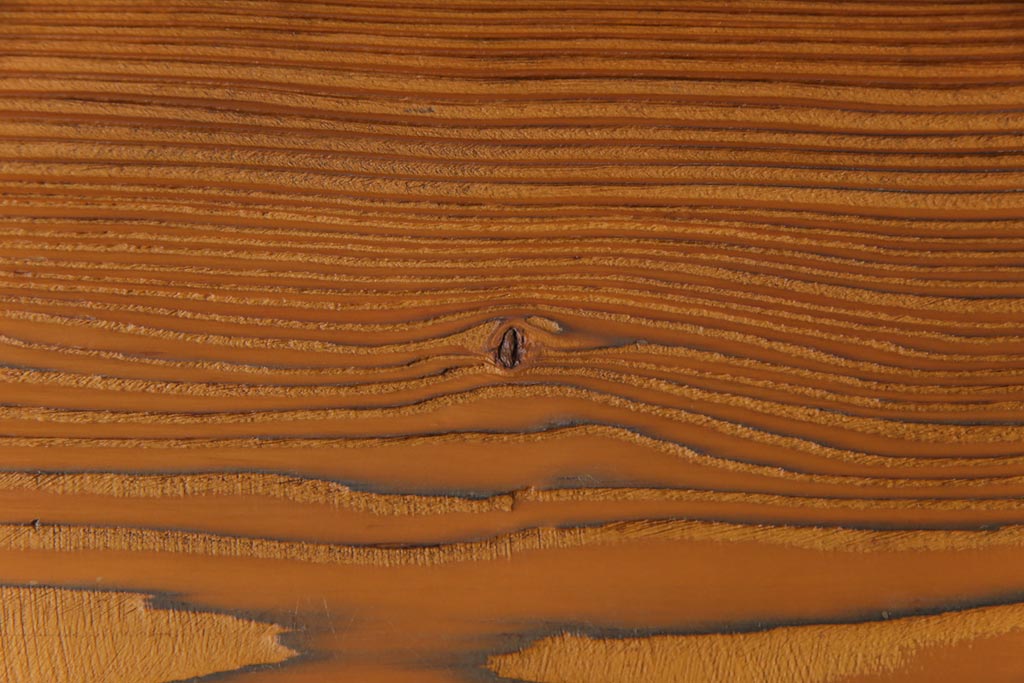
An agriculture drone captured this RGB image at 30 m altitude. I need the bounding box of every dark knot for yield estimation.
[495,326,524,369]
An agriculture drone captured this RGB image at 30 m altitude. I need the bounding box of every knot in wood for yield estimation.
[496,326,524,369]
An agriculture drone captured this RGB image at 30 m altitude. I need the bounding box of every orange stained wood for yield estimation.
[1,0,1024,681]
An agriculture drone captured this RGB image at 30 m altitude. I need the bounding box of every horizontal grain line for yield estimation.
[10,36,1024,62]
[5,518,1024,568]
[7,50,1024,87]
[8,82,1024,115]
[13,137,1024,174]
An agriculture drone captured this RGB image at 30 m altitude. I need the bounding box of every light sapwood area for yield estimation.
[1,0,1024,681]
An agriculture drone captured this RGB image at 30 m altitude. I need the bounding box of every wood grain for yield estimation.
[488,601,1024,683]
[1,0,1024,681]
[0,586,296,683]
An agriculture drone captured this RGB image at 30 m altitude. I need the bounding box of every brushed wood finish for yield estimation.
[1,1,1024,681]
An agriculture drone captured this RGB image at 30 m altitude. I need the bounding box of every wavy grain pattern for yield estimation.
[1,0,1024,681]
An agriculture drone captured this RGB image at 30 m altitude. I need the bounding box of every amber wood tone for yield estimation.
[2,0,1024,681]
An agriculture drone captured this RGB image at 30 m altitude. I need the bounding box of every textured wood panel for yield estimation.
[1,1,1024,681]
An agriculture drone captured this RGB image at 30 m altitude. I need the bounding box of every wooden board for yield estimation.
[2,1,1024,681]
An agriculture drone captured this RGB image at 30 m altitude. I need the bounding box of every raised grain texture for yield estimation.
[1,0,1024,680]
[0,586,295,683]
[488,603,1024,683]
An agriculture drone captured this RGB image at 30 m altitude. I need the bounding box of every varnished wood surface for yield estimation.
[2,1,1024,681]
